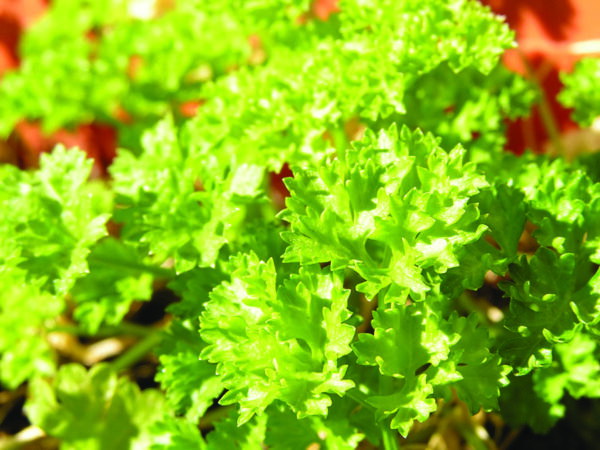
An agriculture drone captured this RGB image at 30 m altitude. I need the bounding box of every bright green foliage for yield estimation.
[520,160,594,254]
[398,64,535,163]
[489,156,600,374]
[0,146,108,295]
[149,415,206,450]
[264,402,365,449]
[366,374,437,437]
[71,238,155,333]
[150,401,366,450]
[205,411,267,450]
[440,183,527,297]
[110,116,267,272]
[559,58,600,126]
[0,0,517,140]
[353,305,452,378]
[183,0,520,172]
[478,183,526,262]
[156,319,223,422]
[498,371,563,434]
[500,251,600,375]
[352,305,447,434]
[4,0,600,448]
[338,0,514,75]
[488,154,600,266]
[200,253,355,423]
[543,333,600,400]
[500,333,600,433]
[353,305,509,435]
[0,0,253,136]
[431,313,510,413]
[25,363,165,450]
[281,125,488,301]
[0,147,108,387]
[0,272,62,388]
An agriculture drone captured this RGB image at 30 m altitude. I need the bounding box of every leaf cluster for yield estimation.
[3,1,600,449]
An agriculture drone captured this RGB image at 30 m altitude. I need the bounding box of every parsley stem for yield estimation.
[48,322,154,338]
[331,125,348,157]
[347,388,400,449]
[110,331,162,372]
[346,388,375,411]
[379,376,401,450]
[381,424,401,450]
[87,253,175,278]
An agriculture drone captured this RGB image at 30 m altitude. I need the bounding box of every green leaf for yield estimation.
[398,63,534,163]
[71,238,155,333]
[205,410,267,450]
[200,253,355,423]
[352,304,451,435]
[499,371,564,434]
[264,401,364,450]
[559,58,600,126]
[0,146,108,295]
[499,333,600,434]
[353,304,452,378]
[481,183,527,261]
[0,0,253,136]
[111,116,267,272]
[25,363,165,450]
[149,415,206,450]
[0,271,63,388]
[500,247,600,374]
[367,374,437,437]
[550,333,600,400]
[339,0,514,75]
[431,313,510,414]
[156,319,224,422]
[281,125,488,301]
[527,167,592,254]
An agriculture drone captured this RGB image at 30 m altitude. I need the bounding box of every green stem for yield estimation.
[331,124,348,157]
[346,388,376,411]
[347,387,400,448]
[110,331,163,371]
[379,376,401,450]
[49,322,154,338]
[381,424,401,450]
[88,253,175,278]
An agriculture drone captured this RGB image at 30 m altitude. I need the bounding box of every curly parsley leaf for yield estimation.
[111,116,267,273]
[149,415,206,450]
[559,58,600,127]
[0,272,62,389]
[205,410,267,450]
[200,252,355,423]
[25,363,165,450]
[500,332,600,433]
[0,146,109,295]
[264,402,364,450]
[499,248,600,374]
[281,125,488,301]
[156,319,223,422]
[430,313,510,414]
[71,238,155,334]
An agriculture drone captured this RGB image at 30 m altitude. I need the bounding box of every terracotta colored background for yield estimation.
[482,0,600,154]
[1,0,600,172]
